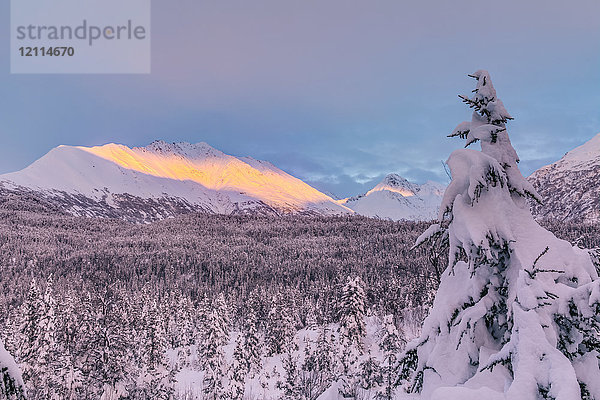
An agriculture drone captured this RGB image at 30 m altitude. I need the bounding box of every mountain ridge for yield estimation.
[340,173,445,221]
[0,141,447,223]
[0,141,351,222]
[528,133,600,223]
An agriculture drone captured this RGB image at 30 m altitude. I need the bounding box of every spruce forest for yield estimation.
[0,191,598,399]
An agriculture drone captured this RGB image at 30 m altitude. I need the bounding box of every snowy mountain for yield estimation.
[340,174,445,221]
[528,133,600,223]
[0,141,350,222]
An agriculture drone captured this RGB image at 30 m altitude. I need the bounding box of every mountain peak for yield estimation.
[141,140,225,159]
[341,173,444,221]
[368,173,416,197]
[380,173,410,187]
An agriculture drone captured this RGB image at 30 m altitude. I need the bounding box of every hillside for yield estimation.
[529,133,600,222]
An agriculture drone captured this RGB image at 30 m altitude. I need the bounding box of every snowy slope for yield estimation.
[528,133,600,222]
[0,339,24,396]
[341,174,445,221]
[0,141,350,222]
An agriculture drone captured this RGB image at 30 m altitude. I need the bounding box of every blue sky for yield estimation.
[1,0,599,198]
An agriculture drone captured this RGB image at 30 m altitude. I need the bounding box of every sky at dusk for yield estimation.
[1,0,599,198]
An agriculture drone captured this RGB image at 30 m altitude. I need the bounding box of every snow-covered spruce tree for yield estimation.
[39,274,59,399]
[194,294,212,368]
[266,293,297,356]
[337,276,367,398]
[401,70,600,400]
[161,290,193,352]
[239,306,262,378]
[14,276,60,399]
[296,332,334,400]
[359,355,381,394]
[305,309,318,331]
[339,277,367,352]
[202,294,229,400]
[315,326,335,380]
[377,315,402,400]
[228,334,247,400]
[171,292,195,368]
[84,286,133,399]
[17,279,44,398]
[54,292,84,400]
[278,352,302,400]
[0,339,25,400]
[228,306,261,400]
[136,299,175,399]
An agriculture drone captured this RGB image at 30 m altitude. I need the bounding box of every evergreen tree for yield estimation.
[194,294,212,369]
[17,279,44,398]
[202,295,229,400]
[39,274,59,399]
[402,70,600,400]
[14,276,62,399]
[84,286,132,399]
[337,276,367,398]
[172,293,195,369]
[305,309,318,331]
[240,306,262,378]
[227,334,246,400]
[137,299,175,399]
[359,355,381,393]
[266,294,297,356]
[315,326,334,378]
[376,315,401,400]
[162,290,194,352]
[278,352,301,400]
[339,277,366,351]
[54,292,84,399]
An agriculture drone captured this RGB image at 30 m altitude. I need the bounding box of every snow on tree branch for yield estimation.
[401,70,600,400]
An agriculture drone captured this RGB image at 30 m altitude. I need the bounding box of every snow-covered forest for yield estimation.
[0,194,441,399]
[0,194,598,399]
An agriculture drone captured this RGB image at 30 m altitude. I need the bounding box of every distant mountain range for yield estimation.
[528,133,600,223]
[0,141,444,223]
[0,141,349,222]
[3,135,600,224]
[340,174,445,221]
